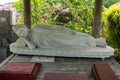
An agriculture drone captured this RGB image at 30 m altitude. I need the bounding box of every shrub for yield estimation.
[12,0,94,34]
[114,49,120,63]
[102,3,120,63]
[106,4,120,49]
[103,0,120,8]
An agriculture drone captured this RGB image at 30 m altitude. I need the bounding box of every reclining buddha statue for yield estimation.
[10,24,114,59]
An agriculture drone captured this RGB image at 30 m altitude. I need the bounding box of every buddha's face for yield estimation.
[12,25,29,38]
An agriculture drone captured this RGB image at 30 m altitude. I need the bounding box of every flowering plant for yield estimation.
[51,4,73,24]
[38,4,73,24]
[12,0,94,34]
[0,4,21,19]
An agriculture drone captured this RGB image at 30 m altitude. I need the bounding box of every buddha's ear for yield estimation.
[12,25,17,31]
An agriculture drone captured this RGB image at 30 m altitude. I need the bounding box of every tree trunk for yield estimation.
[92,0,102,38]
[23,0,31,29]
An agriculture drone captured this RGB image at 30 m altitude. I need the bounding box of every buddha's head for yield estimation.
[12,24,29,38]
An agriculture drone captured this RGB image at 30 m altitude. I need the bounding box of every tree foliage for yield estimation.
[103,0,120,8]
[102,3,120,48]
[107,4,120,49]
[12,0,94,34]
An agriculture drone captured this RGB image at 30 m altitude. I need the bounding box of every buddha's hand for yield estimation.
[22,38,36,49]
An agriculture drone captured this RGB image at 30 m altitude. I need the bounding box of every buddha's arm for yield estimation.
[22,38,36,49]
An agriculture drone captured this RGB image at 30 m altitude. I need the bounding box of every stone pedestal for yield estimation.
[0,47,8,63]
[0,62,42,80]
[0,11,12,43]
[0,11,17,43]
[43,73,89,80]
[0,39,10,63]
[0,11,17,63]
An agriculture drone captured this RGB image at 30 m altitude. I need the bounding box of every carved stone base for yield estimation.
[10,45,114,59]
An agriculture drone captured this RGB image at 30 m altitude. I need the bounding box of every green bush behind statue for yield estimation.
[106,4,120,50]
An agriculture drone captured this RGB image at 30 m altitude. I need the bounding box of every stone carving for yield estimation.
[11,24,106,49]
[0,11,12,43]
[10,24,114,59]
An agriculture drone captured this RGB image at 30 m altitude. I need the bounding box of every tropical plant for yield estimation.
[106,4,120,49]
[12,0,23,23]
[103,0,120,8]
[0,4,21,19]
[102,3,120,63]
[12,0,94,34]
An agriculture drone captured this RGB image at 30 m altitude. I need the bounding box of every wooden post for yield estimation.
[23,0,31,29]
[92,0,102,38]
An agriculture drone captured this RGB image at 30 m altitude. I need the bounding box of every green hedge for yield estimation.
[106,4,120,49]
[101,4,120,63]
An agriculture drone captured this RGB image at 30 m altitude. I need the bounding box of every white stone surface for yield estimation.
[31,56,54,62]
[10,45,114,59]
